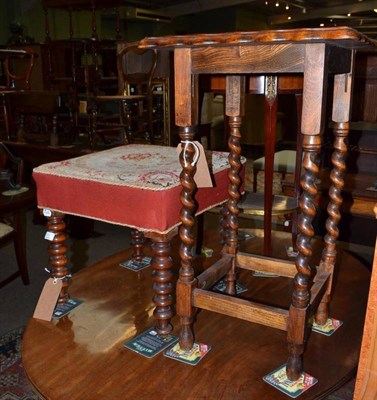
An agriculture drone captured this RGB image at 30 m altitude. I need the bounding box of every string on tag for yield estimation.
[181,140,200,167]
[44,268,72,283]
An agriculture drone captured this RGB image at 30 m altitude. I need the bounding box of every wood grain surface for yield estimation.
[354,204,377,400]
[140,27,376,49]
[23,224,370,400]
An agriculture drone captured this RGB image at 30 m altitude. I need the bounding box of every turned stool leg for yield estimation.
[146,230,177,336]
[44,210,70,303]
[316,70,353,325]
[130,229,147,263]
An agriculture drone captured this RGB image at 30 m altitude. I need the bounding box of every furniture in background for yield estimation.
[1,141,87,184]
[150,78,171,145]
[199,74,304,255]
[41,39,118,97]
[282,163,377,247]
[0,48,35,140]
[0,142,35,288]
[247,148,302,252]
[116,41,172,146]
[141,27,375,388]
[38,0,121,146]
[39,38,118,146]
[41,0,122,41]
[8,91,63,146]
[91,42,157,148]
[41,0,121,90]
[238,86,303,256]
[252,150,297,193]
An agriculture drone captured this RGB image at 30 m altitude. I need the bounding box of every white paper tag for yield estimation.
[33,278,63,321]
[44,231,56,241]
[43,209,52,217]
[176,141,213,188]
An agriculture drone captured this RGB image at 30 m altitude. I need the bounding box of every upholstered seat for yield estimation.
[33,144,232,233]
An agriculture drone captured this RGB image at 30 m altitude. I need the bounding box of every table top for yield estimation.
[140,26,377,50]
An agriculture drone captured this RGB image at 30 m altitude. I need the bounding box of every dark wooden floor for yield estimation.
[22,223,370,399]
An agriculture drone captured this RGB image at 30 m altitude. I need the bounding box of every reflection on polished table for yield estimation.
[22,228,370,399]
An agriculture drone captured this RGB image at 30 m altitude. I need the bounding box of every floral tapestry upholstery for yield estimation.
[33,144,245,234]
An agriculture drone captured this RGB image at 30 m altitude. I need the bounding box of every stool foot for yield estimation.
[131,229,146,263]
[153,311,173,337]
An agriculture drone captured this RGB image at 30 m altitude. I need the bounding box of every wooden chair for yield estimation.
[8,91,61,146]
[0,48,35,140]
[91,42,157,148]
[0,142,34,288]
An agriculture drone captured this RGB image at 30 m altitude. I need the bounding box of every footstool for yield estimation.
[33,144,232,335]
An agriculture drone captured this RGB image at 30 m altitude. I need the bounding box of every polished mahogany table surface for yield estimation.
[23,222,370,399]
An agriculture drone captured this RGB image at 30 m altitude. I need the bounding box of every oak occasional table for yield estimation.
[140,26,377,387]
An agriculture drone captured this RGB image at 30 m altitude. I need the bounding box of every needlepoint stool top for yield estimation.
[33,144,238,234]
